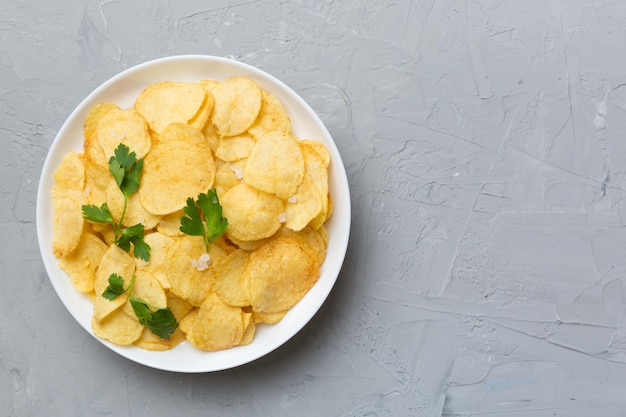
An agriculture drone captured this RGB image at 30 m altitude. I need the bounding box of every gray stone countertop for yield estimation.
[3,1,626,415]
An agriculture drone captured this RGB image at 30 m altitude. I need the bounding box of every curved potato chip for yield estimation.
[188,90,214,132]
[105,180,162,229]
[84,103,118,165]
[246,236,320,313]
[214,249,250,307]
[215,133,255,162]
[134,326,186,351]
[240,316,255,346]
[243,131,304,199]
[214,161,243,198]
[211,76,262,137]
[92,308,143,346]
[252,309,287,324]
[159,122,206,145]
[122,270,167,319]
[221,183,284,242]
[247,90,291,140]
[134,81,208,134]
[82,158,110,206]
[136,232,175,289]
[300,139,331,168]
[164,236,226,306]
[58,233,108,293]
[51,187,84,258]
[140,140,215,215]
[54,152,85,190]
[199,79,219,92]
[96,107,152,166]
[93,244,136,321]
[183,293,245,351]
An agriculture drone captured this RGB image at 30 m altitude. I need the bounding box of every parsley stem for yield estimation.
[116,195,128,242]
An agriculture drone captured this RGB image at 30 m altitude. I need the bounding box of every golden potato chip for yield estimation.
[201,119,221,153]
[240,316,255,346]
[58,233,108,293]
[310,192,332,229]
[51,187,84,258]
[246,236,319,313]
[159,122,206,145]
[247,90,291,140]
[134,81,208,134]
[54,152,85,190]
[94,107,152,168]
[277,226,326,267]
[122,270,167,319]
[92,308,143,346]
[105,180,162,229]
[302,143,329,213]
[93,244,135,321]
[136,232,175,289]
[252,309,287,324]
[301,139,331,168]
[214,159,245,196]
[183,293,245,351]
[166,290,194,320]
[140,140,215,215]
[243,131,305,199]
[155,210,185,237]
[164,236,226,306]
[215,133,255,162]
[82,157,110,206]
[211,76,262,137]
[285,145,328,231]
[84,103,118,165]
[199,79,220,92]
[134,326,186,351]
[214,249,250,307]
[221,183,284,242]
[188,89,214,132]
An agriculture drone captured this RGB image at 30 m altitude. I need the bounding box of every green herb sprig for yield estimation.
[81,144,151,261]
[179,188,228,252]
[102,273,178,339]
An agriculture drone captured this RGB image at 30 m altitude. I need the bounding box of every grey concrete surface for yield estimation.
[3,0,626,415]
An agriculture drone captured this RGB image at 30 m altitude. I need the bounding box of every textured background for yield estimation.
[3,0,626,416]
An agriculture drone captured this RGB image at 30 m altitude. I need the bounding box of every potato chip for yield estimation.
[51,187,84,258]
[243,131,305,199]
[246,235,320,313]
[247,90,291,140]
[215,133,255,162]
[159,122,206,145]
[188,89,214,132]
[58,233,108,293]
[134,81,208,134]
[140,140,215,215]
[82,157,110,206]
[252,309,287,324]
[95,107,152,167]
[211,76,262,137]
[83,103,118,165]
[105,180,162,229]
[122,270,167,319]
[199,79,219,92]
[285,145,328,231]
[214,249,250,307]
[54,152,85,190]
[93,244,135,321]
[240,316,255,346]
[134,326,186,351]
[183,293,245,351]
[155,210,185,237]
[164,236,226,306]
[201,119,221,153]
[92,308,143,346]
[301,139,331,168]
[221,183,284,242]
[213,161,243,198]
[136,232,175,289]
[277,226,326,267]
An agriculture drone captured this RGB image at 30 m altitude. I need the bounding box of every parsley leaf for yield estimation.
[180,188,228,252]
[102,273,131,301]
[81,203,114,224]
[129,297,178,339]
[101,274,178,339]
[82,143,150,261]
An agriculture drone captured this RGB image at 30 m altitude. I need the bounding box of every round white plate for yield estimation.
[36,55,351,372]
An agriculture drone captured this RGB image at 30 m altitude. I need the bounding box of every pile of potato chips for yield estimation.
[51,76,332,351]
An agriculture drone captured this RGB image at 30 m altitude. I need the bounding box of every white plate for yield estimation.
[36,55,351,372]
